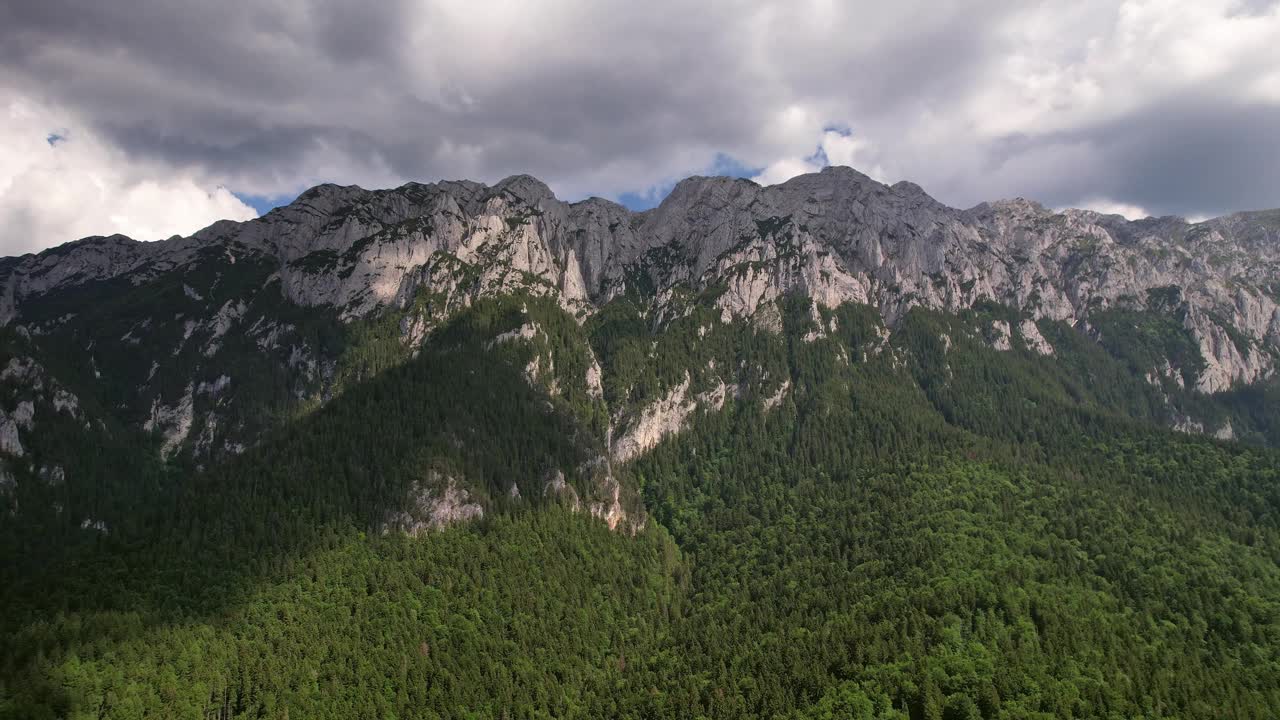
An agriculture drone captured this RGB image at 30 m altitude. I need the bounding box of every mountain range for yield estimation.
[2,166,1280,718]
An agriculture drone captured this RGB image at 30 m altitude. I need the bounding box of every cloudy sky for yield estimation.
[2,0,1279,255]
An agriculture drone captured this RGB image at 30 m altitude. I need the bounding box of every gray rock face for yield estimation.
[611,374,697,464]
[0,355,85,467]
[380,471,485,536]
[988,321,1014,352]
[543,469,581,511]
[0,413,23,457]
[143,383,195,459]
[3,166,1279,463]
[1019,320,1055,356]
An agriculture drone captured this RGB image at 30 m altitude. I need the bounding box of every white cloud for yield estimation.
[752,128,887,187]
[961,0,1280,138]
[1074,198,1152,220]
[753,157,819,187]
[819,132,887,181]
[0,92,256,256]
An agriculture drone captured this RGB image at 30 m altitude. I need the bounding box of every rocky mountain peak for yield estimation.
[295,182,367,203]
[818,164,873,180]
[889,179,930,197]
[490,174,557,207]
[658,174,760,212]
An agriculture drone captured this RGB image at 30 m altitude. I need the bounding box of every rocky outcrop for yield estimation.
[144,384,195,458]
[762,380,791,411]
[1146,359,1186,389]
[0,356,85,463]
[1019,319,1055,356]
[609,372,742,464]
[585,353,604,399]
[1173,414,1205,435]
[487,323,539,347]
[381,471,485,536]
[989,321,1013,351]
[202,301,247,357]
[1214,422,1236,441]
[588,475,627,532]
[543,469,582,511]
[611,375,696,463]
[0,412,23,457]
[1184,308,1274,394]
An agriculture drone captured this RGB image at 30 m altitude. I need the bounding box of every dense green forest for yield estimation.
[3,293,1280,719]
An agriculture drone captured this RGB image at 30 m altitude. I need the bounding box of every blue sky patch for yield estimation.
[233,191,298,216]
[616,153,763,211]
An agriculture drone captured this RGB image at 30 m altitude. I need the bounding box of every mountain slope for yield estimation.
[2,167,1280,718]
[2,167,1276,474]
[4,293,1280,718]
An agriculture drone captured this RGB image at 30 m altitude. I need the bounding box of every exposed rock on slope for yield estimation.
[611,374,697,464]
[380,471,485,536]
[2,166,1278,464]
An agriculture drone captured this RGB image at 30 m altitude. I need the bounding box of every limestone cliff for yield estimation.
[2,165,1277,479]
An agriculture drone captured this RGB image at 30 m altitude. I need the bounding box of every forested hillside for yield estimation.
[4,290,1280,719]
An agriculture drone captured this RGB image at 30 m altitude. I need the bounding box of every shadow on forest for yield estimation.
[0,308,606,707]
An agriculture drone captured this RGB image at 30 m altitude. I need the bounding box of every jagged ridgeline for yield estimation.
[2,167,1280,718]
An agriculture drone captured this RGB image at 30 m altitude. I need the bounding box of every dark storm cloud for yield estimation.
[1,0,1277,238]
[967,91,1280,219]
[0,0,418,177]
[763,1,1019,113]
[1060,98,1280,217]
[0,0,1012,197]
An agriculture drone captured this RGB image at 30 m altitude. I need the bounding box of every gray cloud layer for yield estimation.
[1,0,1278,253]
